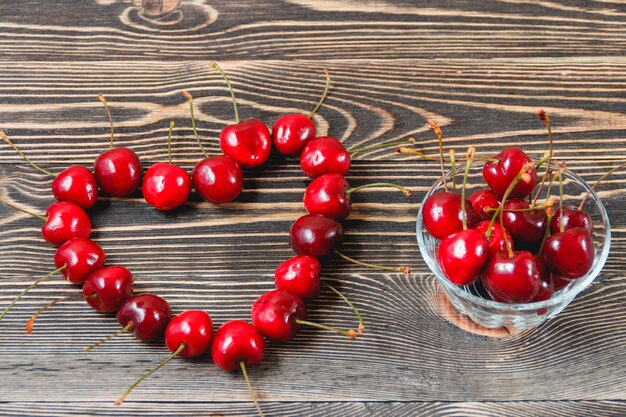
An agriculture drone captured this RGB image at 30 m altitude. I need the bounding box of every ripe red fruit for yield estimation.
[272,114,316,155]
[51,166,98,209]
[251,290,307,342]
[289,214,344,258]
[212,320,266,372]
[502,198,547,245]
[142,162,192,211]
[165,310,214,358]
[274,255,321,301]
[483,251,541,303]
[474,220,515,256]
[437,229,488,286]
[300,136,350,179]
[551,206,593,234]
[552,274,571,291]
[220,119,272,169]
[541,227,594,279]
[192,155,244,204]
[42,202,92,247]
[117,294,172,342]
[303,173,351,220]
[53,237,106,285]
[83,266,134,313]
[422,192,474,240]
[483,147,537,198]
[468,189,500,221]
[94,148,143,197]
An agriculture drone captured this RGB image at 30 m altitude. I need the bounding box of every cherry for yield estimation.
[83,266,133,313]
[142,122,192,211]
[54,237,106,284]
[212,320,265,371]
[541,227,594,279]
[483,147,537,198]
[274,255,321,301]
[192,155,244,204]
[474,220,514,256]
[483,251,541,303]
[117,294,172,342]
[468,189,500,221]
[422,192,474,240]
[438,229,488,286]
[532,273,555,303]
[42,202,92,247]
[300,136,351,179]
[289,214,344,258]
[272,69,330,156]
[115,310,213,405]
[251,290,307,342]
[552,274,571,291]
[502,198,547,246]
[551,206,593,234]
[92,94,143,197]
[211,63,271,168]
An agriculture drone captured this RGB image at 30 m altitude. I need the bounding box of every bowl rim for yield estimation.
[416,165,612,312]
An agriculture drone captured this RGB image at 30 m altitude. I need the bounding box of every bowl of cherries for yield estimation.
[416,114,612,329]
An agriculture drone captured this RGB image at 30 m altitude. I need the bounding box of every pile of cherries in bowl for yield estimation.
[417,114,611,329]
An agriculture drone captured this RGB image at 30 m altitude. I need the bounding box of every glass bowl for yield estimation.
[416,164,611,329]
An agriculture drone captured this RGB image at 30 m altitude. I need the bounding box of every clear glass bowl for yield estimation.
[416,164,611,329]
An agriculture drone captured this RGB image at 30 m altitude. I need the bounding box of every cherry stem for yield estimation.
[558,162,565,234]
[25,293,92,335]
[578,162,626,211]
[115,343,185,406]
[321,281,364,334]
[538,208,555,255]
[167,121,175,164]
[182,90,209,159]
[334,250,410,275]
[309,68,331,117]
[449,149,457,190]
[544,171,558,202]
[349,138,416,156]
[485,199,557,213]
[84,322,134,352]
[0,199,47,222]
[0,264,67,321]
[345,182,412,197]
[460,147,475,230]
[295,319,357,339]
[97,93,115,150]
[397,147,498,163]
[429,119,447,192]
[532,110,554,208]
[239,361,265,417]
[210,62,240,124]
[0,131,56,178]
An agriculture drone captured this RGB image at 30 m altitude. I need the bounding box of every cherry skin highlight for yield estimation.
[51,166,98,209]
[483,147,537,198]
[220,119,272,169]
[53,237,106,285]
[165,310,213,358]
[303,173,351,220]
[422,192,474,240]
[117,294,172,342]
[551,206,593,234]
[437,229,489,286]
[502,198,547,246]
[42,202,92,247]
[212,320,266,372]
[272,114,316,156]
[251,290,307,342]
[541,227,594,279]
[83,266,134,313]
[94,147,143,197]
[274,255,321,301]
[142,162,192,211]
[483,251,541,304]
[192,155,244,204]
[289,214,344,258]
[468,189,500,221]
[300,136,350,179]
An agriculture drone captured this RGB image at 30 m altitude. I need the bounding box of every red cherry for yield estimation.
[483,251,541,303]
[502,198,547,245]
[220,118,272,169]
[551,206,593,234]
[94,148,143,197]
[53,237,106,285]
[437,229,488,286]
[192,155,244,204]
[300,136,350,179]
[42,202,91,247]
[83,266,133,313]
[532,274,555,303]
[468,189,500,221]
[51,166,98,209]
[251,290,307,342]
[117,294,171,342]
[474,220,515,256]
[483,147,537,198]
[274,255,321,301]
[552,274,571,291]
[165,310,213,358]
[289,214,344,258]
[142,162,192,211]
[303,173,351,220]
[272,114,316,156]
[212,320,266,372]
[422,192,474,240]
[541,227,594,279]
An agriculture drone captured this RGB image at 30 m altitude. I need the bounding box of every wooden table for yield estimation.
[1,1,625,416]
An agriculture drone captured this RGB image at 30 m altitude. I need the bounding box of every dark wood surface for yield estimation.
[1,1,625,416]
